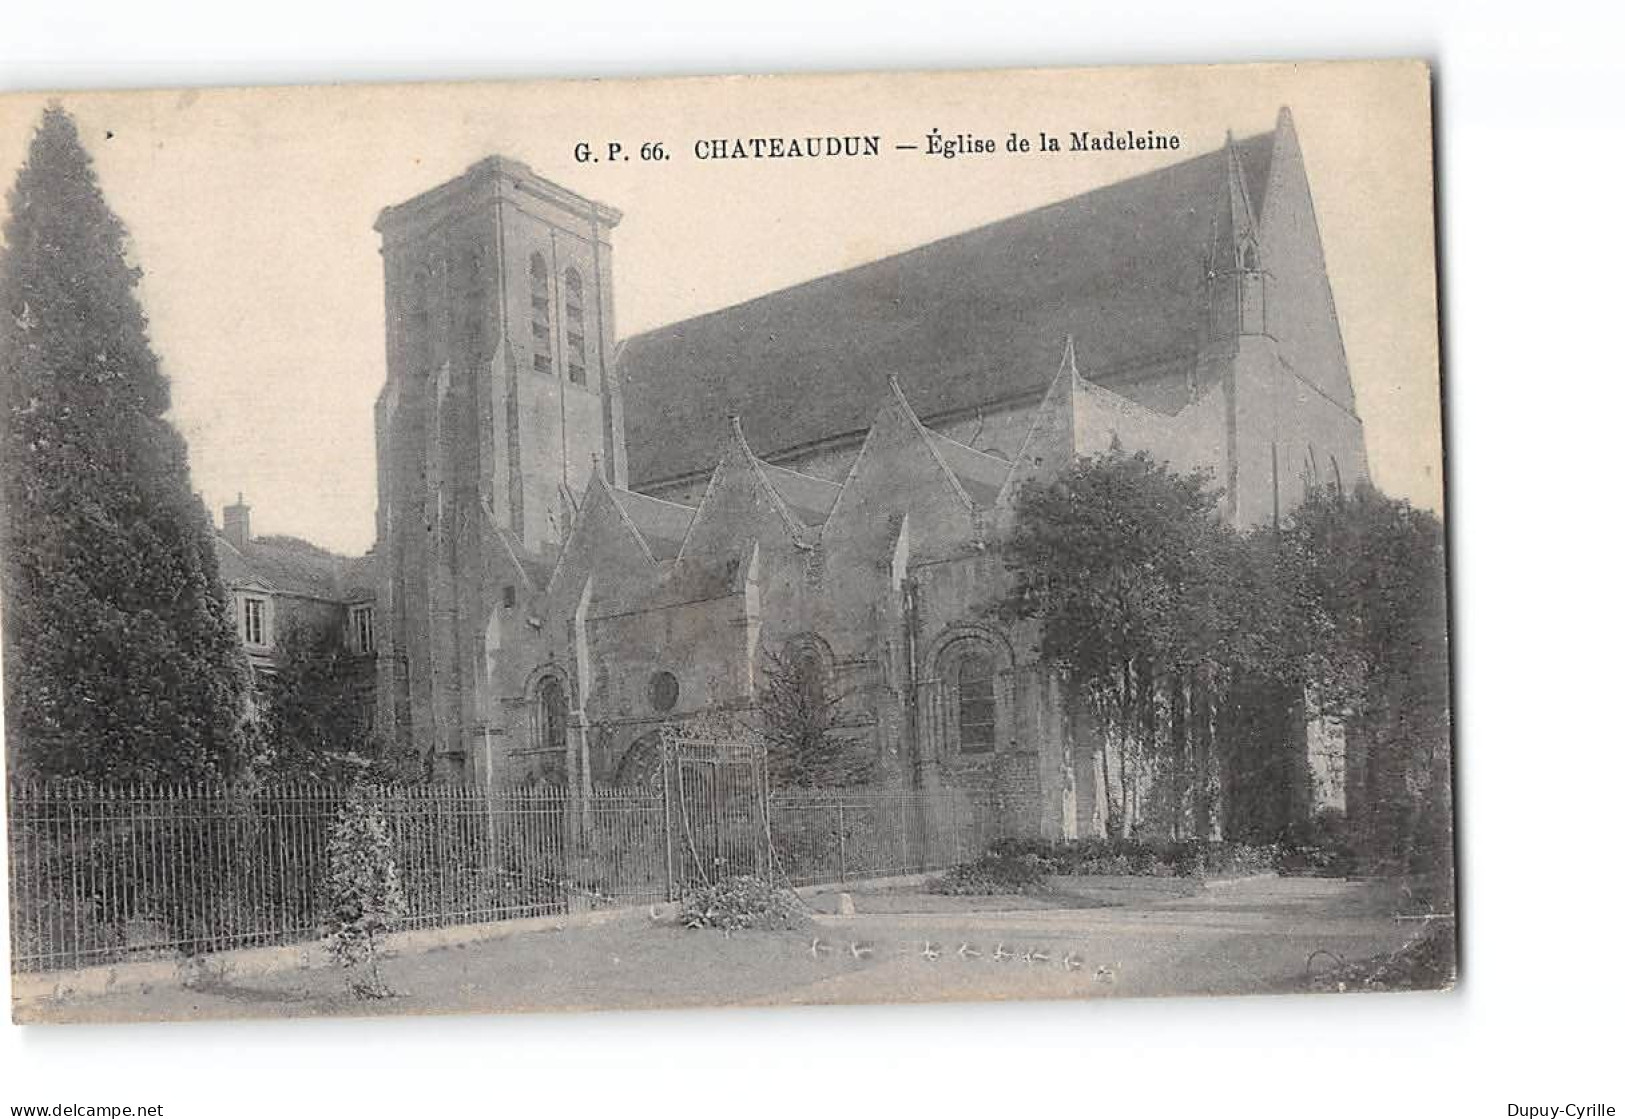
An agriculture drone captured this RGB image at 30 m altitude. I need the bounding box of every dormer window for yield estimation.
[348,604,375,656]
[238,594,271,650]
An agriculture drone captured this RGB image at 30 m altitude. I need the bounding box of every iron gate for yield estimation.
[659,732,771,890]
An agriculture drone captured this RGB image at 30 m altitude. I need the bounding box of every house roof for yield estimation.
[214,533,374,602]
[617,131,1275,488]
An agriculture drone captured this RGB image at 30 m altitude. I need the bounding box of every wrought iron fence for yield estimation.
[7,778,1002,974]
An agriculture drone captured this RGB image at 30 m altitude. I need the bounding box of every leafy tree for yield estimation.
[757,646,871,788]
[1000,445,1241,837]
[1276,483,1451,875]
[250,617,377,784]
[0,105,248,782]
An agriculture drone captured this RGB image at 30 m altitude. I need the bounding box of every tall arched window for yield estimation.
[954,649,997,754]
[563,267,588,386]
[530,676,569,756]
[406,267,431,374]
[452,249,486,362]
[528,252,553,376]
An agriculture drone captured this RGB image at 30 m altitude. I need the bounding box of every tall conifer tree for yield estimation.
[0,105,248,781]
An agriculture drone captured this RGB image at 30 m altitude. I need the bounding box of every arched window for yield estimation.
[1240,241,1259,271]
[407,268,429,327]
[529,252,553,376]
[459,247,486,355]
[954,650,996,754]
[563,267,588,387]
[529,676,569,755]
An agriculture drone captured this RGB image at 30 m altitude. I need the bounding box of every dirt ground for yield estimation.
[13,875,1435,1025]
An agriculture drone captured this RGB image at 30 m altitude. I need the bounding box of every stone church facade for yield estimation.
[364,107,1368,840]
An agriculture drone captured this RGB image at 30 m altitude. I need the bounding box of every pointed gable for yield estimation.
[676,417,819,570]
[823,377,985,565]
[1256,107,1359,414]
[999,337,1229,515]
[613,488,695,561]
[541,471,669,619]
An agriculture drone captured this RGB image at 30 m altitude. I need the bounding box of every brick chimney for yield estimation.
[222,493,251,550]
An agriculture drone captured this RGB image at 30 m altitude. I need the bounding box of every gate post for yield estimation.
[836,802,848,882]
[660,736,676,902]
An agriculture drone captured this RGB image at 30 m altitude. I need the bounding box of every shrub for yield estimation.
[680,874,804,931]
[1308,920,1456,992]
[927,848,1050,895]
[323,788,407,998]
[943,835,1281,881]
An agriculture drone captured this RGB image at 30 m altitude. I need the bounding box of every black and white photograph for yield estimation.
[0,60,1453,1026]
[0,20,1617,1114]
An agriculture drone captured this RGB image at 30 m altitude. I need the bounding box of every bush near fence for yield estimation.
[7,780,1002,973]
[977,835,1280,879]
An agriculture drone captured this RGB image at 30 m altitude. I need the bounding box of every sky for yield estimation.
[0,61,1441,556]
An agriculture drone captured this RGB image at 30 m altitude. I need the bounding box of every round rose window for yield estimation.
[649,670,679,713]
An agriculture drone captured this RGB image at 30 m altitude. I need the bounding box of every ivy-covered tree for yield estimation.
[1276,483,1451,874]
[250,618,377,784]
[323,786,406,999]
[0,106,249,782]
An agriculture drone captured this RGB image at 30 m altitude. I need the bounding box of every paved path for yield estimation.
[13,876,1425,1024]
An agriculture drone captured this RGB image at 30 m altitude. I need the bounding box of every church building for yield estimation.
[362,107,1368,840]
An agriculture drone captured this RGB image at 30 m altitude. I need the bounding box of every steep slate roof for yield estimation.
[618,131,1274,488]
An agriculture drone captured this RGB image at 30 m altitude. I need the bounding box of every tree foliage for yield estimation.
[1000,444,1451,869]
[0,106,248,781]
[757,645,871,789]
[1000,445,1241,836]
[1278,483,1451,872]
[249,617,378,784]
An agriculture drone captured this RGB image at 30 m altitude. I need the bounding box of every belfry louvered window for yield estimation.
[529,252,553,375]
[564,267,587,386]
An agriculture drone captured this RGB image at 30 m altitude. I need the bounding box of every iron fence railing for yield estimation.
[7,779,1002,974]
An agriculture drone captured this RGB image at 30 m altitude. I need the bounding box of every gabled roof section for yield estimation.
[480,502,557,594]
[541,470,670,604]
[619,129,1276,488]
[824,375,978,530]
[924,429,1012,507]
[997,336,1187,508]
[756,461,842,526]
[607,487,696,562]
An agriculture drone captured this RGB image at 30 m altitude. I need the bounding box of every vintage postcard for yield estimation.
[0,60,1451,1025]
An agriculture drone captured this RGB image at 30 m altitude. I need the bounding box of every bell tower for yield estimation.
[372,157,624,777]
